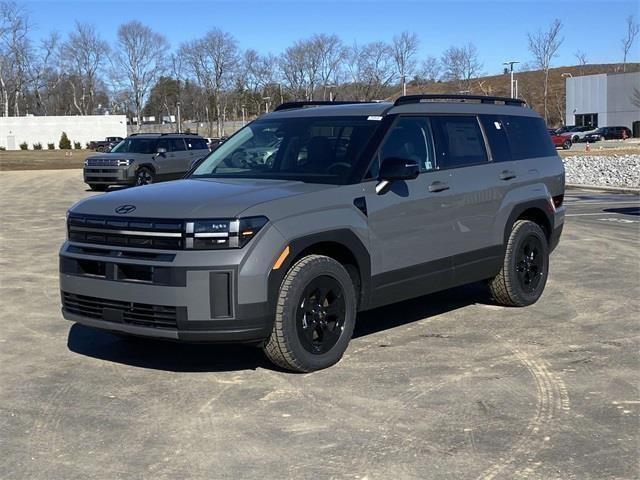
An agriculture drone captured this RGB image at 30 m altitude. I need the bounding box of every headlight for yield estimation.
[187,216,268,249]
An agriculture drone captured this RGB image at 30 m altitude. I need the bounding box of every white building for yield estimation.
[565,71,640,129]
[0,115,127,150]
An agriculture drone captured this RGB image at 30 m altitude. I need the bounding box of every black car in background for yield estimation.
[594,126,632,140]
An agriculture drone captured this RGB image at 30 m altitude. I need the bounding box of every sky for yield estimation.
[22,0,640,75]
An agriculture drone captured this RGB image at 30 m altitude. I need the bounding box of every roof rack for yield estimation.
[274,101,377,112]
[129,132,201,136]
[394,94,526,107]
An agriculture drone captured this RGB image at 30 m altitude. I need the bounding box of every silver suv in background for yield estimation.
[83,133,210,191]
[62,95,565,372]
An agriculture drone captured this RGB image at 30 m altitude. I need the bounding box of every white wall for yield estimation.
[565,74,608,126]
[606,72,640,129]
[0,115,127,150]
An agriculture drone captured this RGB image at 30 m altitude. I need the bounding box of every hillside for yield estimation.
[394,63,640,126]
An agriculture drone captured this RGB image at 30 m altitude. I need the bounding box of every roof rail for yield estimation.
[274,101,376,112]
[394,94,526,107]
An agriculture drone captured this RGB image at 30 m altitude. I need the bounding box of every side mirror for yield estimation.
[156,147,167,155]
[376,157,420,194]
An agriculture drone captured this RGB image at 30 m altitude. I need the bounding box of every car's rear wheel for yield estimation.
[135,167,154,186]
[263,255,356,372]
[562,139,572,150]
[488,220,549,307]
[89,184,108,191]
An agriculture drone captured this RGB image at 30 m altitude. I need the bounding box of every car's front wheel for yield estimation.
[562,139,572,150]
[263,255,357,372]
[135,167,154,186]
[488,220,549,307]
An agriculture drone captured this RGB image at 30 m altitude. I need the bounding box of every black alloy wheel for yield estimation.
[515,235,544,294]
[296,276,347,355]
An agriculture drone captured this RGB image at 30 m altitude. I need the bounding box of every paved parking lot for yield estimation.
[1,170,638,480]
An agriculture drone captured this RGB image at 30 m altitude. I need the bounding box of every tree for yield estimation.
[179,28,239,136]
[62,22,109,115]
[418,56,441,83]
[527,19,563,122]
[621,14,639,73]
[280,37,322,101]
[392,31,419,95]
[440,43,483,92]
[0,1,31,116]
[574,49,587,75]
[113,21,168,130]
[345,41,395,101]
[313,34,346,100]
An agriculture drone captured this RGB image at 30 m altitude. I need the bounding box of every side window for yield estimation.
[480,115,512,162]
[501,115,556,160]
[369,116,435,178]
[155,138,169,152]
[431,116,488,168]
[169,138,186,151]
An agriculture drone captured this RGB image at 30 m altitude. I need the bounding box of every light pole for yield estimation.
[176,101,182,133]
[503,60,519,98]
[263,96,271,114]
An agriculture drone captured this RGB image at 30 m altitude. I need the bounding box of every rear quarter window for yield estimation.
[501,115,556,160]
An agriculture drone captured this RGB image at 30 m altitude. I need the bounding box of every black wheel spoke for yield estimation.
[296,275,347,355]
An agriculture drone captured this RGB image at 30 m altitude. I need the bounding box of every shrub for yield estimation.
[19,142,29,150]
[47,143,55,150]
[73,141,81,149]
[59,132,71,149]
[33,142,43,150]
[85,142,91,149]
[0,146,6,151]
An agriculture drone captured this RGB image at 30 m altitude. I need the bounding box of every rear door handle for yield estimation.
[499,170,517,181]
[428,181,450,192]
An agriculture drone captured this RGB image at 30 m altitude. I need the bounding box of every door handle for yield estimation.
[428,181,450,192]
[499,170,517,181]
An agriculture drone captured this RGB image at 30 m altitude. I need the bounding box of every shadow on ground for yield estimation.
[67,282,492,373]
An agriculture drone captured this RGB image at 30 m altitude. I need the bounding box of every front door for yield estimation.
[365,116,457,306]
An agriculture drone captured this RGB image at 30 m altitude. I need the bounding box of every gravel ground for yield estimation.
[563,154,640,188]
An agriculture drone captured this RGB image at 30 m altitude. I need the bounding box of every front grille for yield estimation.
[86,158,122,167]
[68,214,184,250]
[62,292,179,329]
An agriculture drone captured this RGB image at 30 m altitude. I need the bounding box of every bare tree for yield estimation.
[241,49,278,113]
[346,41,395,101]
[0,1,31,116]
[112,21,168,130]
[280,37,323,100]
[179,28,239,136]
[29,31,59,115]
[528,18,563,122]
[621,14,639,73]
[62,22,109,115]
[392,31,419,95]
[574,49,587,74]
[440,43,483,92]
[313,34,346,100]
[418,56,441,83]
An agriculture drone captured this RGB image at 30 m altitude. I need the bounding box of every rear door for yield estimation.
[185,137,210,170]
[168,137,189,174]
[430,115,505,284]
[365,115,457,304]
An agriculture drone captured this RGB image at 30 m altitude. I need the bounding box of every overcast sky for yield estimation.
[23,0,640,75]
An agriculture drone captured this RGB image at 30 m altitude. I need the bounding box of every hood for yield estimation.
[70,178,336,218]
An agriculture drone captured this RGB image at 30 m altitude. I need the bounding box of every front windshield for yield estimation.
[110,138,158,154]
[190,116,380,184]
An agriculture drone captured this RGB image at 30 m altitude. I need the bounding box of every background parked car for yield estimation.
[561,126,598,142]
[553,125,575,135]
[88,136,124,152]
[595,126,632,140]
[548,129,572,149]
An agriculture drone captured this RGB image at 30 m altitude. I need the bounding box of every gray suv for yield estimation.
[61,95,565,372]
[83,133,210,191]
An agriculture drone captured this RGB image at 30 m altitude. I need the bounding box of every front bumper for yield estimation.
[58,232,286,342]
[83,165,133,185]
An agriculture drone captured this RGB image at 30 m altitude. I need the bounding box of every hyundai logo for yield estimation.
[115,204,136,214]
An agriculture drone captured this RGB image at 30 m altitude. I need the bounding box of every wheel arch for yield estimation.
[267,229,371,314]
[504,199,554,247]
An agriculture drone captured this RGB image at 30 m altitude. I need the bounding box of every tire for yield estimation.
[562,140,572,150]
[89,184,108,191]
[135,166,154,186]
[488,220,549,307]
[263,255,357,372]
[572,135,580,143]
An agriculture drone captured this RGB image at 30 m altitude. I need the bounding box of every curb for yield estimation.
[567,184,640,195]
